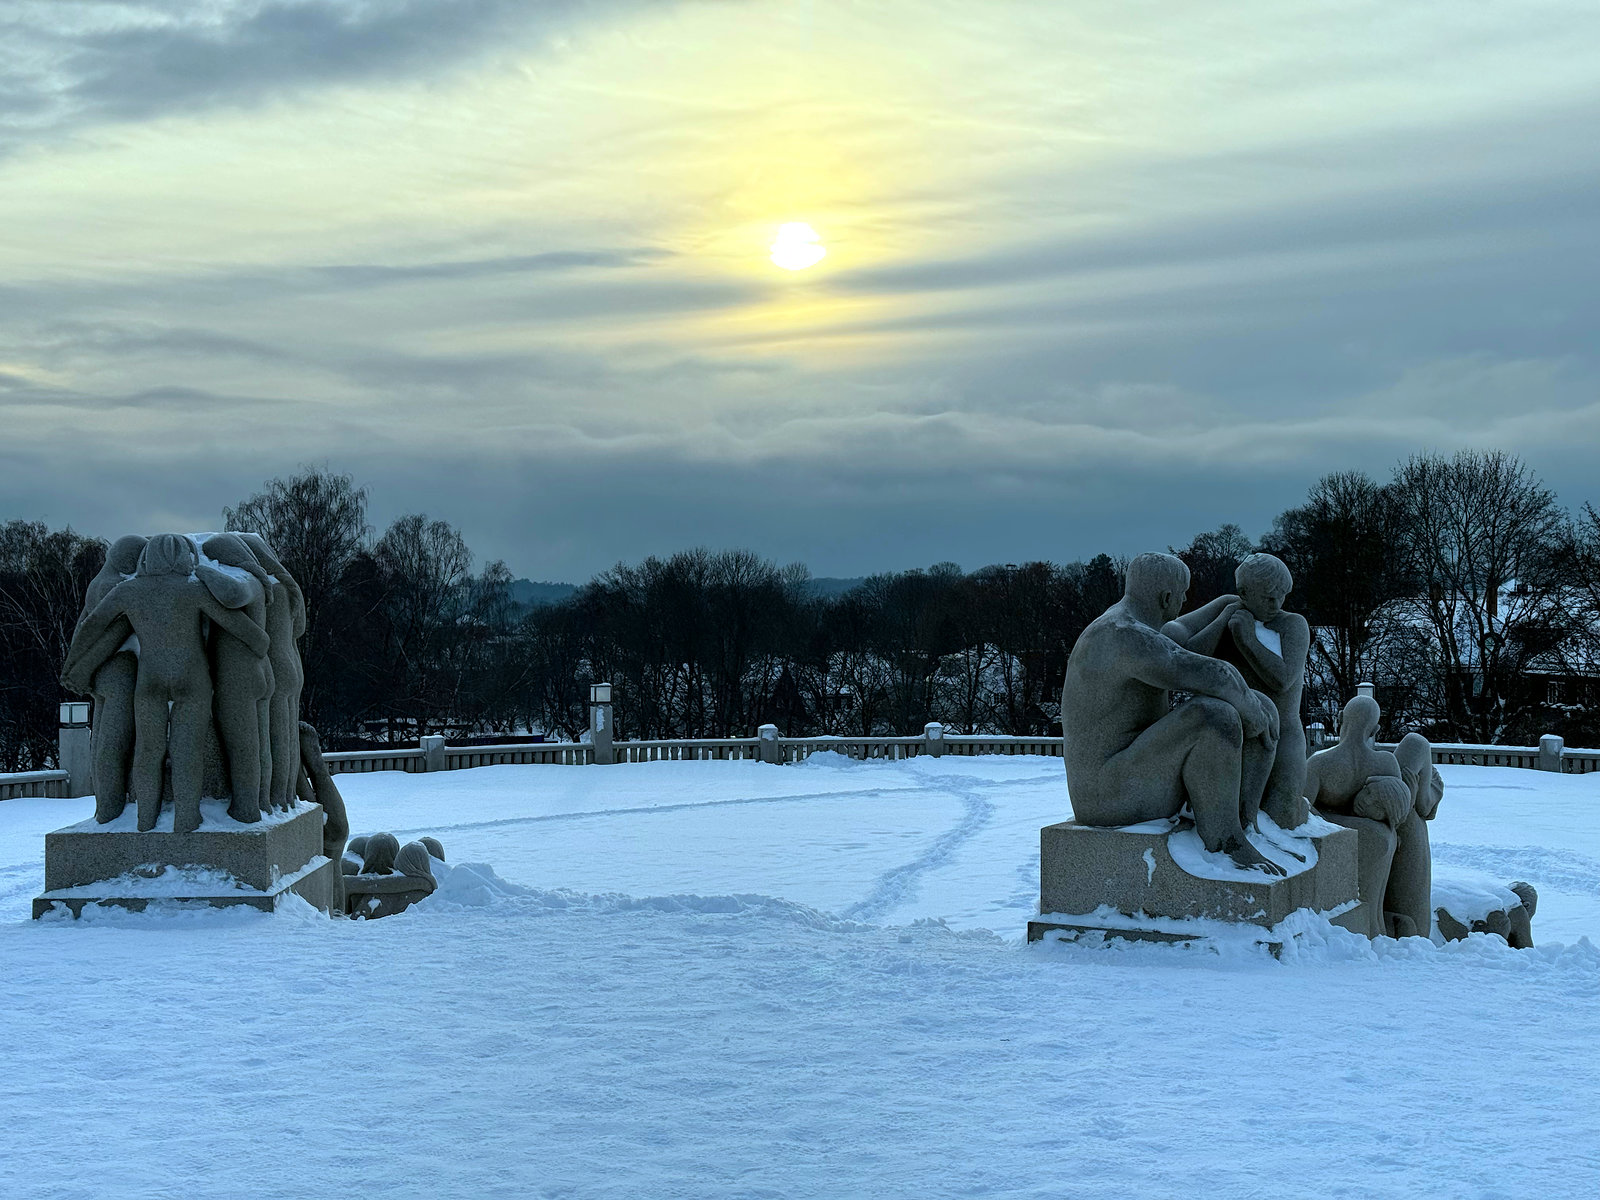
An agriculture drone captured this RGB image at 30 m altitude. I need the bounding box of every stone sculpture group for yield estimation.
[343,833,445,918]
[1051,549,1534,948]
[40,531,348,916]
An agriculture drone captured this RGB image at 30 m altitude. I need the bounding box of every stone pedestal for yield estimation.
[33,801,338,918]
[1027,817,1366,949]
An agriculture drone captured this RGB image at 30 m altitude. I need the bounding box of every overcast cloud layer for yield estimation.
[3,1,1598,578]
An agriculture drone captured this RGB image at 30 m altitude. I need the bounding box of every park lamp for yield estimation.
[590,683,612,705]
[59,701,89,727]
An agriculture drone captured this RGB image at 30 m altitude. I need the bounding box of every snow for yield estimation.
[2,758,1599,1198]
[1255,619,1283,657]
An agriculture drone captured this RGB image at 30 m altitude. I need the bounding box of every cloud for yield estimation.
[0,0,658,151]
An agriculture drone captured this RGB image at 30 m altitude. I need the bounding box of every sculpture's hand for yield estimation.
[1239,691,1271,740]
[1228,607,1253,641]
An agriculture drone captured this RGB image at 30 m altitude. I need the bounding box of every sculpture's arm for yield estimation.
[61,615,133,695]
[1417,766,1445,821]
[198,593,271,657]
[1123,628,1260,724]
[62,588,132,689]
[1227,611,1307,695]
[1161,595,1240,655]
[195,562,261,611]
[287,576,307,640]
[345,874,435,896]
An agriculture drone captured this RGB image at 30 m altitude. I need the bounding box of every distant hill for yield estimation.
[510,576,864,608]
[510,579,578,608]
[804,576,866,599]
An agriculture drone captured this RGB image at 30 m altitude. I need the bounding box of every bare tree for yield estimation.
[1391,450,1572,742]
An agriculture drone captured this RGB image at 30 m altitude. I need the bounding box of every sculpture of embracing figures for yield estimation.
[59,530,336,848]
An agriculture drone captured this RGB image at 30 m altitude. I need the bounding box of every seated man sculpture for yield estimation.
[1061,551,1285,876]
[1163,553,1310,831]
[1304,696,1437,938]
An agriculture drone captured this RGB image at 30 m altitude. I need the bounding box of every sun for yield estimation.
[770,222,826,271]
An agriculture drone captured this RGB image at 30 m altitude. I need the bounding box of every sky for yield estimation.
[3,1,1599,582]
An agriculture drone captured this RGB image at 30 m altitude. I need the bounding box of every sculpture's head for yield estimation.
[138,533,197,577]
[1339,694,1381,744]
[361,831,400,875]
[201,533,272,593]
[1125,552,1190,623]
[396,841,437,886]
[236,533,293,584]
[1510,880,1538,917]
[1235,553,1292,622]
[346,835,369,861]
[107,535,148,576]
[1394,731,1443,819]
[419,836,445,862]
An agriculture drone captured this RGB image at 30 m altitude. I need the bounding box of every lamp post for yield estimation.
[58,701,92,798]
[590,683,614,765]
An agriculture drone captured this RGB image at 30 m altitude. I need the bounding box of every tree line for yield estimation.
[3,450,1598,770]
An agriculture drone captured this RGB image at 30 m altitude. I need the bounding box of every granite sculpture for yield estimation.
[1304,696,1437,938]
[40,530,344,917]
[341,832,444,919]
[62,535,271,834]
[1060,551,1285,875]
[78,535,147,824]
[296,721,350,914]
[1163,553,1310,831]
[1437,881,1536,949]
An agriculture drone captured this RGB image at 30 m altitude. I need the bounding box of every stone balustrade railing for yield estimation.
[3,725,1595,800]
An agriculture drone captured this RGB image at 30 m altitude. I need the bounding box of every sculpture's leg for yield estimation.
[1318,812,1397,938]
[1260,716,1309,831]
[90,652,139,824]
[268,690,295,811]
[1237,691,1279,829]
[1506,905,1535,949]
[130,687,169,832]
[215,681,263,824]
[168,691,211,835]
[1384,808,1432,938]
[1173,699,1285,877]
[257,695,275,812]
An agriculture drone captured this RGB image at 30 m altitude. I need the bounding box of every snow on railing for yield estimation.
[0,769,70,801]
[7,729,1595,801]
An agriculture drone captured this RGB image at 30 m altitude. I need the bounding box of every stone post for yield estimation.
[924,721,944,757]
[1538,734,1564,773]
[1307,722,1326,751]
[1356,682,1375,700]
[590,683,614,765]
[420,734,446,773]
[58,701,92,798]
[757,723,781,764]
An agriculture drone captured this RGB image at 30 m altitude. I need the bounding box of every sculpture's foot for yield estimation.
[173,805,202,836]
[1386,912,1421,939]
[228,797,263,824]
[1262,794,1310,833]
[93,797,128,824]
[1219,835,1287,877]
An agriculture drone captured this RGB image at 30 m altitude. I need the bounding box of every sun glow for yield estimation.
[770,222,826,271]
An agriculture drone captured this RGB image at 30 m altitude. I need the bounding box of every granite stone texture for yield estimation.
[1027,818,1363,943]
[32,802,335,918]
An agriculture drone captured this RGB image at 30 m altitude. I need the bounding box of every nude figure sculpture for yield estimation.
[1163,553,1310,831]
[345,839,438,919]
[1304,696,1435,938]
[296,720,350,914]
[72,536,147,822]
[62,535,271,833]
[197,533,276,823]
[1061,552,1285,876]
[238,534,306,813]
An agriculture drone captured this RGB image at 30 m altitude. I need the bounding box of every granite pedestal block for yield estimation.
[33,801,337,918]
[1026,817,1366,946]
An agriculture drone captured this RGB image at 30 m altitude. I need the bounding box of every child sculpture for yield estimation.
[67,536,147,822]
[62,534,270,833]
[238,534,306,813]
[1163,553,1310,831]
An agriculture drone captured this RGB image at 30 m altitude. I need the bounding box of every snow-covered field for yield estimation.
[2,756,1598,1198]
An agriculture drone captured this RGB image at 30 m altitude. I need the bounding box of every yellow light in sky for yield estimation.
[770,222,826,270]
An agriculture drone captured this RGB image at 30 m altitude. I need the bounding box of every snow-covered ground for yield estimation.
[2,757,1598,1198]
